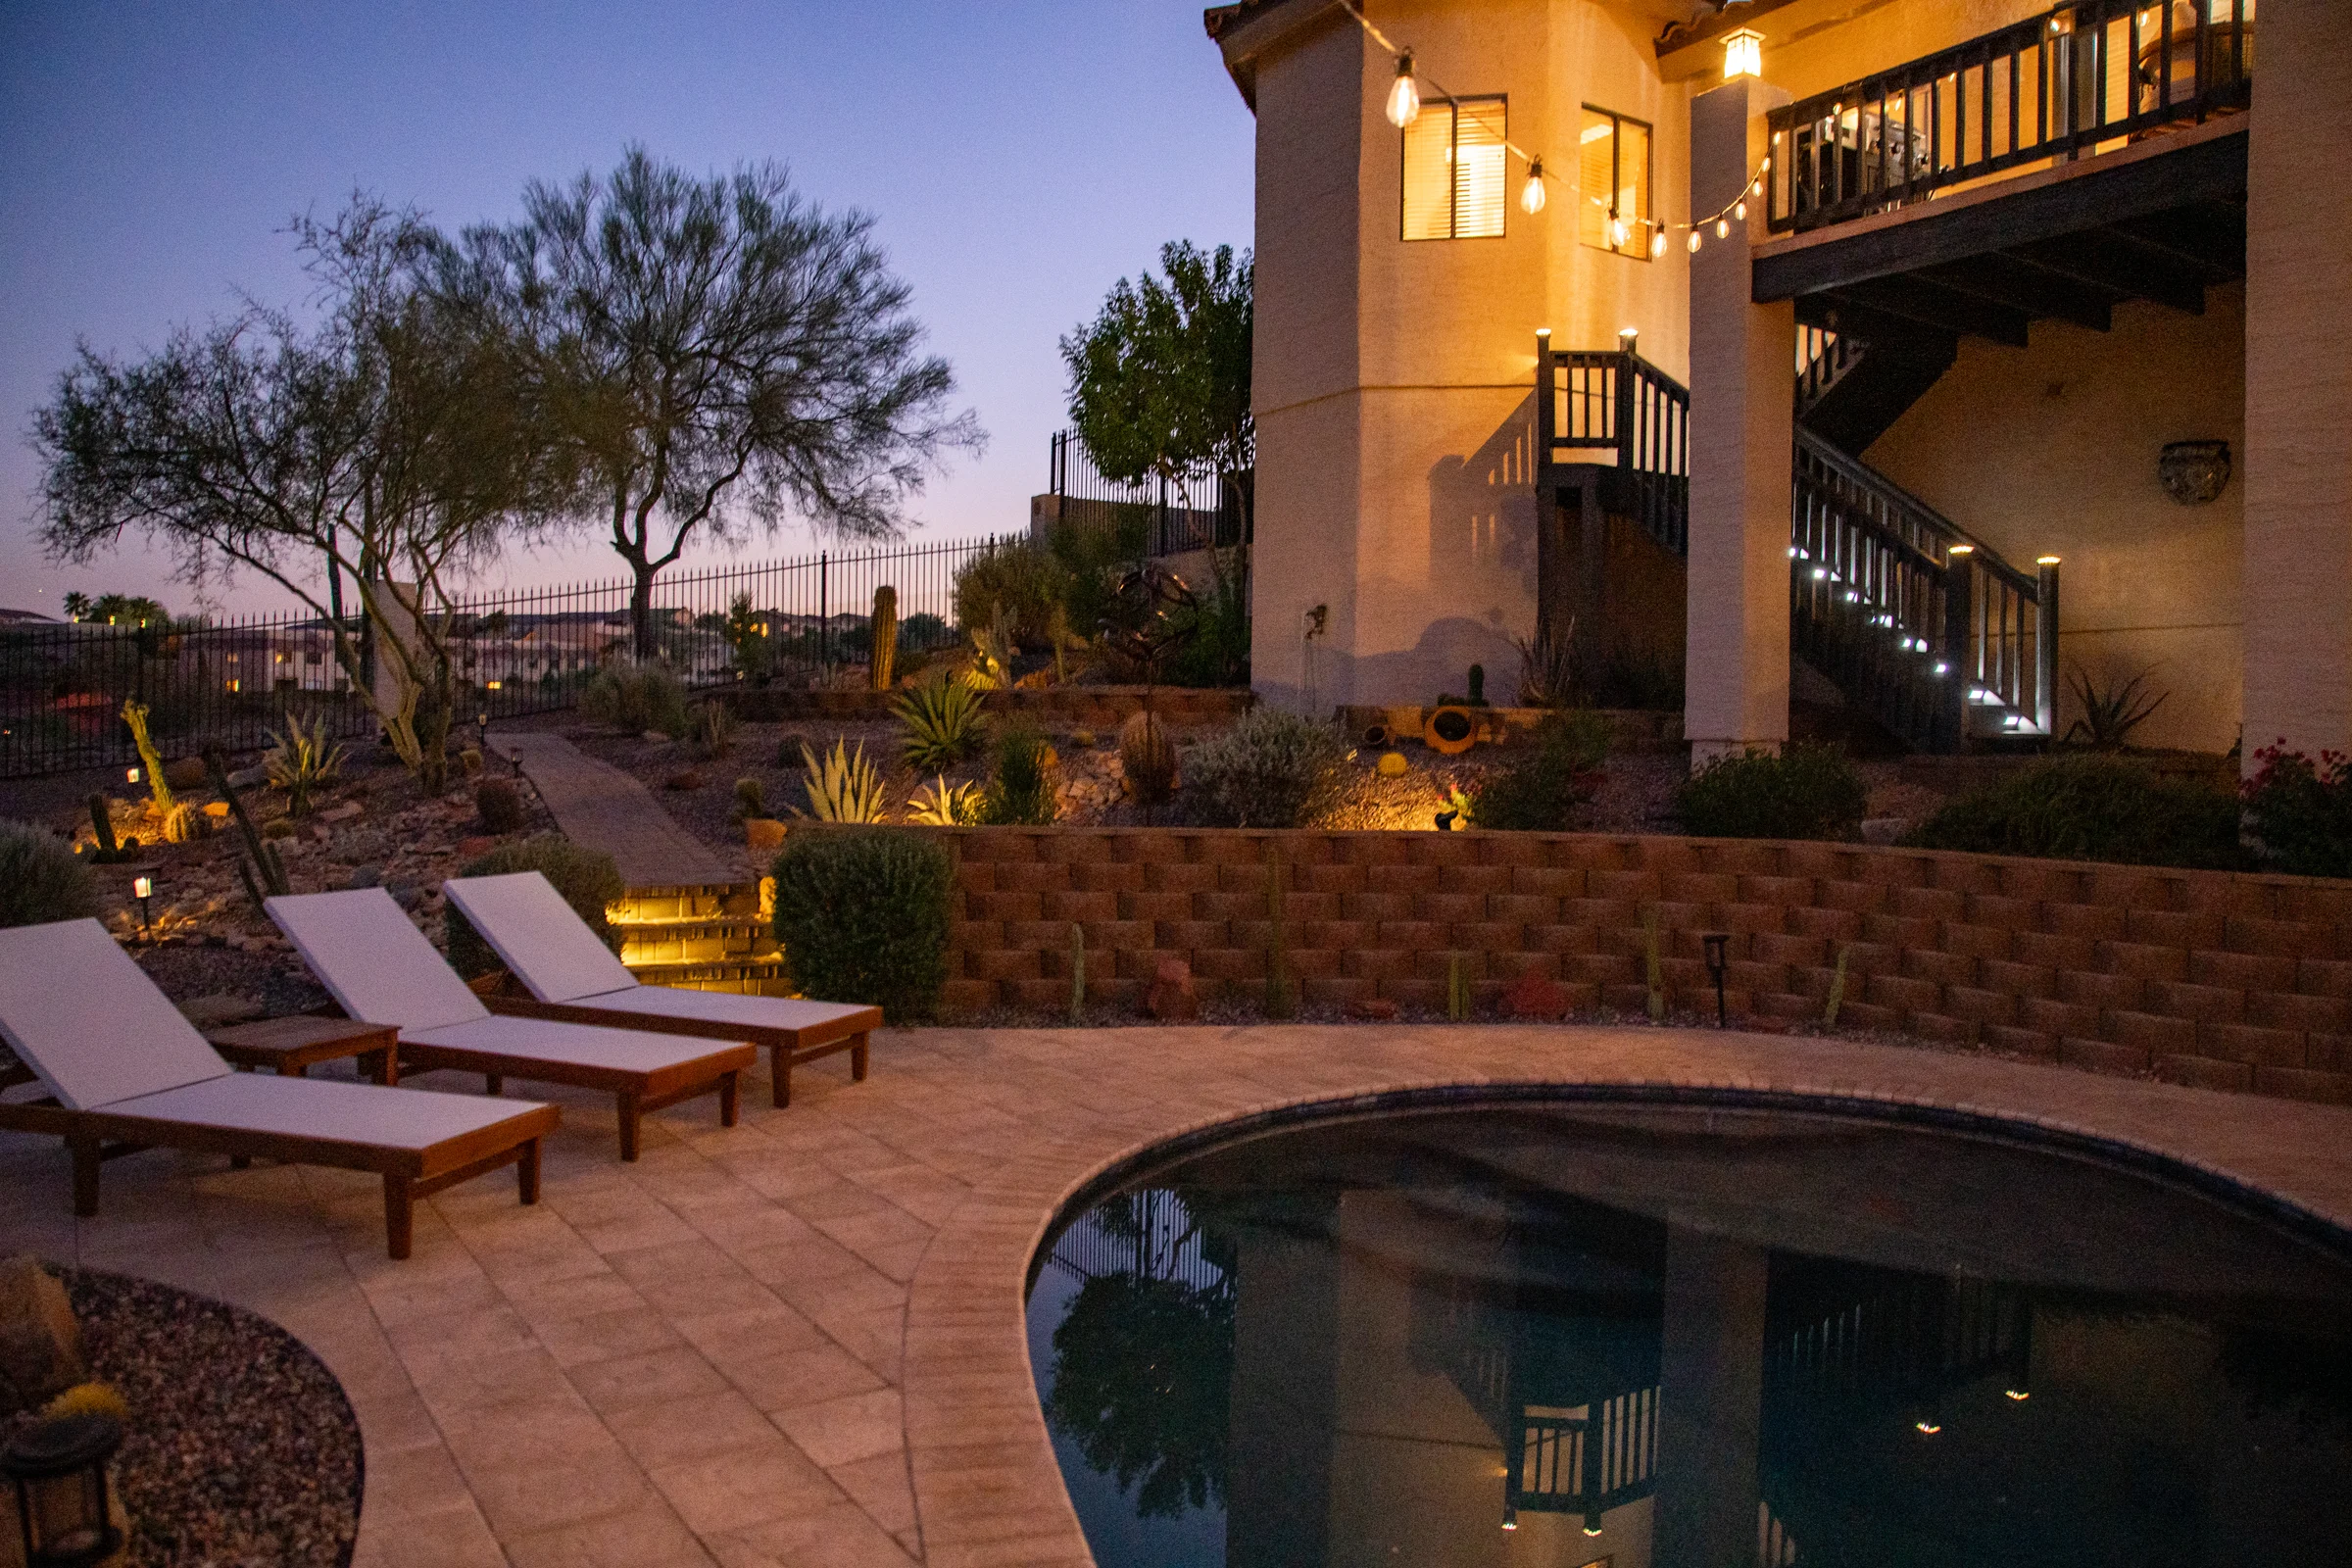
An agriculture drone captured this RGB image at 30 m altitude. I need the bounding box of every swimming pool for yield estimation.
[1027,1100,2352,1567]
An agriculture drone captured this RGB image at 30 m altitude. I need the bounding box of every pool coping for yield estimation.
[899,1026,2352,1568]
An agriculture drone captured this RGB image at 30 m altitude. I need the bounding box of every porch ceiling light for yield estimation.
[1723,28,1764,78]
[1520,157,1547,215]
[1386,53,1421,128]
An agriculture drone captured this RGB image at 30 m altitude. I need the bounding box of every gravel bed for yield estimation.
[1,1268,362,1568]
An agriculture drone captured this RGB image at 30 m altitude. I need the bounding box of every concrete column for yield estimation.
[1225,1216,1340,1568]
[1685,78,1796,768]
[2241,4,2352,769]
[1651,1224,1769,1568]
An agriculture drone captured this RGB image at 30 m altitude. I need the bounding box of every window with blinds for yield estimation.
[1402,96,1507,241]
[1578,106,1654,259]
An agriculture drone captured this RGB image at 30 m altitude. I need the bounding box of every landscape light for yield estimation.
[2005,1389,2031,1401]
[2,1409,125,1567]
[1723,28,1764,78]
[1520,158,1546,214]
[133,874,155,939]
[1916,1420,1942,1435]
[125,767,140,785]
[1386,54,1421,128]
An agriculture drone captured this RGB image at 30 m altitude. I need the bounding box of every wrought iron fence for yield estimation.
[1046,429,1250,557]
[0,537,996,778]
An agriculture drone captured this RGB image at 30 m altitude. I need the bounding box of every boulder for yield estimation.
[1499,970,1573,1022]
[664,769,706,792]
[1145,958,1198,1022]
[345,864,385,890]
[318,800,364,823]
[744,818,787,857]
[455,836,497,859]
[226,764,270,790]
[162,756,210,792]
[0,1256,85,1417]
[1347,997,1399,1021]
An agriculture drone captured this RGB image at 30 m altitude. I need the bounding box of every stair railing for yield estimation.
[1795,326,1863,417]
[1536,339,1690,555]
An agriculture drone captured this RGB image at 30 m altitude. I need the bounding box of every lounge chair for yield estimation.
[268,889,756,1160]
[0,919,557,1259]
[443,871,881,1108]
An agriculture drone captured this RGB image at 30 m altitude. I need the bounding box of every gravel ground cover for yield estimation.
[0,1267,362,1568]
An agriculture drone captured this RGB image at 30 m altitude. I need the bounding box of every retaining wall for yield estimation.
[727,684,1250,727]
[930,827,2352,1105]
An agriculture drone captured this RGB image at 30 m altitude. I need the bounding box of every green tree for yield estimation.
[34,197,557,791]
[1059,241,1253,537]
[462,146,982,657]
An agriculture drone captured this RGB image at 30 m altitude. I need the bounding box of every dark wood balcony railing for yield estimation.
[1535,344,1690,556]
[1767,0,2253,234]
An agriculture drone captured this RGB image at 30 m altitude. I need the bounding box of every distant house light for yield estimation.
[1723,28,1764,79]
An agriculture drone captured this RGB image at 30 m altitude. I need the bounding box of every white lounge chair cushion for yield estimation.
[103,1071,548,1148]
[560,986,874,1035]
[440,872,636,1004]
[405,1014,748,1073]
[0,920,230,1110]
[267,889,491,1032]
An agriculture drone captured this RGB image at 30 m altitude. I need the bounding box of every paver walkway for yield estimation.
[5,1025,2352,1566]
[498,731,731,888]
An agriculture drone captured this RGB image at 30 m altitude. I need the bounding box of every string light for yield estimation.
[1386,53,1421,127]
[1648,227,1667,258]
[1520,157,1546,215]
[1687,230,1702,253]
[1717,218,1732,239]
[1609,216,1630,249]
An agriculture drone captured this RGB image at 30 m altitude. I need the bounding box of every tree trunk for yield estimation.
[630,564,659,662]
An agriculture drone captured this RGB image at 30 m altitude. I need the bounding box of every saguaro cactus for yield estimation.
[870,585,899,690]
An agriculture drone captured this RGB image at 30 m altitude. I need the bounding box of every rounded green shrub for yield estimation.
[1185,708,1348,828]
[1904,755,2245,870]
[771,830,954,1023]
[582,659,689,736]
[1468,711,1611,831]
[0,820,100,928]
[952,543,1071,651]
[444,833,626,978]
[2240,744,2352,879]
[1675,743,1869,841]
[975,724,1059,826]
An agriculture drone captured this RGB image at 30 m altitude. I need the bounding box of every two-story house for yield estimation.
[1204,0,2346,769]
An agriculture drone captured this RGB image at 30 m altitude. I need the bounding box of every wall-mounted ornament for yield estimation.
[2158,440,2230,506]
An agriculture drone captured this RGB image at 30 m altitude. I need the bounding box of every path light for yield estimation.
[1723,27,1764,78]
[1702,933,1730,1026]
[1386,53,1421,127]
[124,767,139,786]
[3,1409,124,1568]
[132,875,155,941]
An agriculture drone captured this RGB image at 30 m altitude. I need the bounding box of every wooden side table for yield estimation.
[204,1016,402,1086]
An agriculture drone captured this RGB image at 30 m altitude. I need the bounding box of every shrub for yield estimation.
[1157,547,1251,689]
[475,777,526,834]
[953,542,1070,651]
[1186,708,1348,828]
[731,776,767,823]
[582,659,688,736]
[976,724,1059,825]
[689,698,735,758]
[1468,711,1611,831]
[2241,745,2352,878]
[793,740,888,823]
[894,671,988,770]
[1904,754,2244,869]
[1676,743,1869,841]
[771,830,955,1022]
[0,820,99,928]
[442,834,625,978]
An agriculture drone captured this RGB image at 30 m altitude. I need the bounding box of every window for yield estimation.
[1578,107,1654,259]
[1402,96,1507,241]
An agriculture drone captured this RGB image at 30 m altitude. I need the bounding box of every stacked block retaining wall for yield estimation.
[928,827,2352,1106]
[727,685,1251,726]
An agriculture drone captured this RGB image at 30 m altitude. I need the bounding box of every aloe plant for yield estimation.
[2065,665,2169,751]
[893,670,987,770]
[792,740,888,823]
[906,775,982,826]
[264,711,345,815]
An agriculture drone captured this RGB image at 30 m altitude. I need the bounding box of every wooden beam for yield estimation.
[2003,232,2209,316]
[1914,257,2117,332]
[1799,295,1962,359]
[2106,202,2247,279]
[1824,278,2032,348]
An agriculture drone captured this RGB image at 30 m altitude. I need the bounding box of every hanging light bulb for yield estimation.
[1735,200,1748,220]
[1687,229,1702,253]
[1520,157,1546,215]
[1716,217,1732,239]
[1609,215,1630,249]
[1648,226,1666,258]
[1386,53,1421,128]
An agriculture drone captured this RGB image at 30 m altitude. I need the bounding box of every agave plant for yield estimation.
[906,775,983,826]
[2065,666,2169,751]
[893,670,987,770]
[264,711,346,815]
[962,606,1015,693]
[1514,617,1580,709]
[792,740,888,823]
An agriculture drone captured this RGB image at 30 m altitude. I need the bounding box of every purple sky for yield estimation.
[0,2,1253,617]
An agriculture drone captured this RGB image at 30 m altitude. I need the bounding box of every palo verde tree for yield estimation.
[34,197,556,791]
[461,146,982,658]
[1059,241,1253,539]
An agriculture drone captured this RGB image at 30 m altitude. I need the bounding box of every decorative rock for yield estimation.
[0,1256,84,1416]
[1145,957,1198,1022]
[175,994,262,1028]
[664,769,706,792]
[318,801,363,823]
[387,883,426,911]
[455,836,497,859]
[1347,997,1399,1021]
[1499,970,1573,1021]
[1859,817,1908,846]
[345,864,385,890]
[1377,751,1409,777]
[642,730,671,743]
[227,764,270,789]
[202,801,231,820]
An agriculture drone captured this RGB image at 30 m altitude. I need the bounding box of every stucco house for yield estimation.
[1203,0,2346,769]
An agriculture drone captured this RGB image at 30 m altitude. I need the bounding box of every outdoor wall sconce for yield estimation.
[3,1409,125,1568]
[2158,440,2230,505]
[1722,28,1765,78]
[1701,932,1730,1025]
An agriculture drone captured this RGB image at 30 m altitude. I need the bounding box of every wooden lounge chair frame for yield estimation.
[0,1058,550,1259]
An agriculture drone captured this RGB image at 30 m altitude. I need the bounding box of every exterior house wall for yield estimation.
[1864,287,2248,754]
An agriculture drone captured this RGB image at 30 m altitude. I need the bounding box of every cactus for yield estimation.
[1069,920,1087,1023]
[1264,854,1295,1020]
[1467,662,1486,706]
[122,700,174,815]
[86,794,120,858]
[1642,905,1666,1023]
[1447,953,1471,1021]
[207,747,289,906]
[731,776,766,823]
[871,585,899,690]
[1119,710,1177,809]
[1824,944,1851,1029]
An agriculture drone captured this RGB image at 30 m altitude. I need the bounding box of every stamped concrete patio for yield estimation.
[6,1022,2352,1567]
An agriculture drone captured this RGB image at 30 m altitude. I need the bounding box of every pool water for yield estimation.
[1025,1102,2352,1568]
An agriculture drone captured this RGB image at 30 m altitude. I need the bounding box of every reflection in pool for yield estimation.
[1025,1103,2352,1567]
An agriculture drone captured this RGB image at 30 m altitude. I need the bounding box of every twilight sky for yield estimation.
[0,1,1254,616]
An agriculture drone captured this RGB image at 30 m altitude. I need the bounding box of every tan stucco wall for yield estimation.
[1863,287,2247,754]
